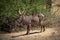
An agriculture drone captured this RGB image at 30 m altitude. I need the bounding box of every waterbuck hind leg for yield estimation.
[26,24,31,35]
[43,25,45,32]
[40,26,43,33]
[40,25,45,33]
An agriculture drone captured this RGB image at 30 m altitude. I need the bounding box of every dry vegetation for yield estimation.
[0,0,60,40]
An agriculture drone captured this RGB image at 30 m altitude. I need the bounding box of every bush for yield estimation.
[0,0,52,33]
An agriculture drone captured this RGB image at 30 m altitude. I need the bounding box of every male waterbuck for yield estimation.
[19,10,45,35]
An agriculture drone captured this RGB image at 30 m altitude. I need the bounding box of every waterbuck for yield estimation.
[19,10,45,35]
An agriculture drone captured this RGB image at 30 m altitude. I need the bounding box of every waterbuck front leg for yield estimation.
[26,24,31,35]
[40,25,45,32]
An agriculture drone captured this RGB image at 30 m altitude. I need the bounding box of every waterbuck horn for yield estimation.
[18,9,22,14]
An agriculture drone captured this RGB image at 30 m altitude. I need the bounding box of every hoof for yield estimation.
[43,30,45,32]
[26,33,30,35]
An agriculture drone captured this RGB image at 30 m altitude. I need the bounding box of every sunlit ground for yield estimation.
[0,27,60,40]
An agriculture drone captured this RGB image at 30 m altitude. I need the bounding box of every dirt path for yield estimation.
[0,27,60,40]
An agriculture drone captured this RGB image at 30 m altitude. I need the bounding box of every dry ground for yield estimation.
[0,27,60,40]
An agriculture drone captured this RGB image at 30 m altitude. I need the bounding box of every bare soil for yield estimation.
[0,27,60,40]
